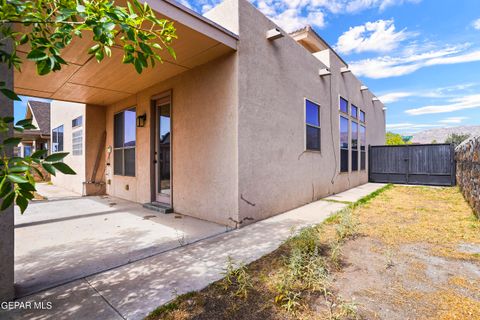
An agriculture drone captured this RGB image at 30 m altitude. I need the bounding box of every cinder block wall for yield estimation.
[456,136,480,218]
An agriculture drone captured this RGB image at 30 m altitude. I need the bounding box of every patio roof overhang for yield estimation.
[13,0,238,106]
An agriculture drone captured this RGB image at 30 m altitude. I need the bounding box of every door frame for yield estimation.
[150,90,173,205]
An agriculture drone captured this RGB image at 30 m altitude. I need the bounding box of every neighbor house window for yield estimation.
[305,99,321,151]
[24,145,32,157]
[340,97,348,114]
[360,125,366,170]
[72,129,83,156]
[360,110,366,123]
[52,125,64,152]
[114,107,136,176]
[72,116,83,128]
[352,121,359,171]
[351,105,358,119]
[340,116,349,172]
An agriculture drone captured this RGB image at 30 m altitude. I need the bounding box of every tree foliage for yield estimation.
[0,0,177,213]
[386,132,407,145]
[0,0,177,99]
[445,133,471,147]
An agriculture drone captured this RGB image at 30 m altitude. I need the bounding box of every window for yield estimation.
[305,99,321,151]
[24,146,32,157]
[352,122,359,171]
[72,130,83,156]
[360,110,366,123]
[52,125,64,152]
[340,116,349,172]
[351,105,358,119]
[72,116,83,128]
[360,125,366,170]
[114,107,136,176]
[340,97,348,114]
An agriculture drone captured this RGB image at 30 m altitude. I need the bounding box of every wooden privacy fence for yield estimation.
[369,144,456,186]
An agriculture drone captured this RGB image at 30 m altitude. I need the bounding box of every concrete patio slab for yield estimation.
[14,196,228,298]
[3,183,387,320]
[324,183,387,203]
[34,183,82,200]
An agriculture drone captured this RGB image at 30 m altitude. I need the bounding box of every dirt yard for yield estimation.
[147,185,480,320]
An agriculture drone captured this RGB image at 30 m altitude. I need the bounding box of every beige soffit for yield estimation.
[14,0,239,106]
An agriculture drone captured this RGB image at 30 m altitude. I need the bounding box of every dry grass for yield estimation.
[357,186,480,261]
[146,185,480,320]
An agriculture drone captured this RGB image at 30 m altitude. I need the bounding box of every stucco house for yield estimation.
[14,100,51,167]
[14,0,386,228]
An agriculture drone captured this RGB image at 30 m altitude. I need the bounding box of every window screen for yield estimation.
[114,107,136,176]
[72,129,83,156]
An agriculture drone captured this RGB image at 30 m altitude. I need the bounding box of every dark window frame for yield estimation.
[305,99,321,152]
[360,124,367,170]
[72,116,83,128]
[113,107,136,177]
[52,125,64,152]
[351,121,359,172]
[340,96,348,114]
[340,116,349,173]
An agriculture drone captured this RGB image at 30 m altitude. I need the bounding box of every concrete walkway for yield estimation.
[2,183,386,320]
[35,183,82,200]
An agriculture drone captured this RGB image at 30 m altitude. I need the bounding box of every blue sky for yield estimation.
[16,0,480,135]
[180,0,480,135]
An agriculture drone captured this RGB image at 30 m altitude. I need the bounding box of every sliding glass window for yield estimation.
[114,107,136,177]
[360,125,366,170]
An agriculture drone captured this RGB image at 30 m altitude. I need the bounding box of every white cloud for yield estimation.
[473,18,480,30]
[378,83,478,103]
[335,19,410,54]
[346,0,421,13]
[406,94,480,115]
[196,0,421,32]
[379,91,414,103]
[439,117,468,124]
[386,123,441,130]
[350,45,480,79]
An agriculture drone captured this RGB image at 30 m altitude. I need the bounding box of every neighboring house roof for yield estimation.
[27,100,51,136]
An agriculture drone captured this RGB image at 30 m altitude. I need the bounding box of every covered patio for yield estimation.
[1,0,238,302]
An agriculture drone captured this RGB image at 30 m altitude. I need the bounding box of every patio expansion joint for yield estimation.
[84,277,127,320]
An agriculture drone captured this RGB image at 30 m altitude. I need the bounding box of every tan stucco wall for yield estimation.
[85,105,107,195]
[105,53,239,226]
[50,101,86,194]
[233,0,386,224]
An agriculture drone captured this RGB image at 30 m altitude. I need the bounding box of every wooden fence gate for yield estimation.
[369,144,456,186]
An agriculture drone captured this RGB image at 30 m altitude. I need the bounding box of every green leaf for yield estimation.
[0,182,12,199]
[88,44,101,54]
[45,152,69,162]
[52,162,76,175]
[3,117,14,123]
[16,119,32,127]
[16,195,29,214]
[139,42,153,55]
[1,192,15,211]
[27,49,48,62]
[95,50,104,62]
[31,149,48,159]
[9,165,29,173]
[134,58,143,74]
[19,34,28,45]
[0,88,21,101]
[166,46,176,60]
[3,137,22,146]
[42,163,56,176]
[7,174,29,184]
[19,183,36,192]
